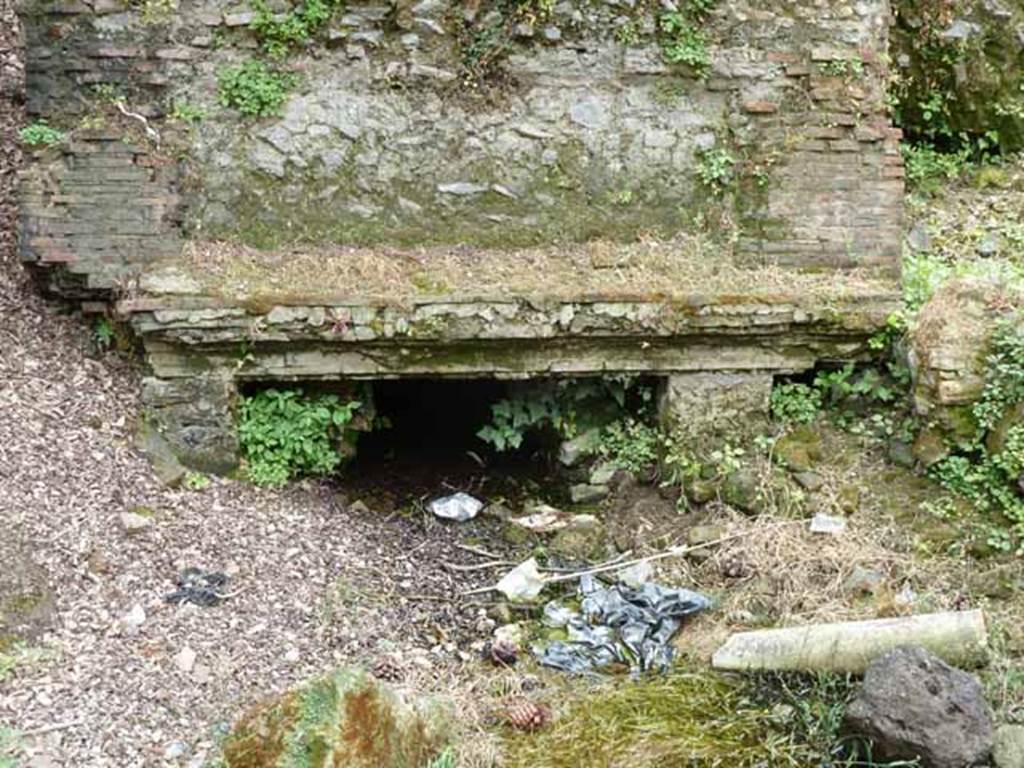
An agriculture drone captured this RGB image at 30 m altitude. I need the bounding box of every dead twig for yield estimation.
[443,560,517,572]
[462,522,803,596]
[455,543,503,559]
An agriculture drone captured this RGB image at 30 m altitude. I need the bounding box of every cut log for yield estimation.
[711,610,988,674]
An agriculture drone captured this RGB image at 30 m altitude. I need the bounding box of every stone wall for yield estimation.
[14,0,907,472]
[1,0,24,291]
[18,0,903,294]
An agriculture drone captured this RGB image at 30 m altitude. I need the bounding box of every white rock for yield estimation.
[163,740,188,760]
[119,511,152,533]
[284,647,301,663]
[121,604,146,630]
[175,645,197,673]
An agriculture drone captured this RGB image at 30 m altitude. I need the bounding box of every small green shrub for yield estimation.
[598,418,661,474]
[770,383,822,424]
[217,60,295,118]
[925,320,1024,549]
[973,322,1024,431]
[696,147,735,195]
[18,121,64,147]
[250,0,343,58]
[658,12,711,73]
[238,388,363,486]
[902,144,970,195]
[171,101,206,124]
[93,317,117,350]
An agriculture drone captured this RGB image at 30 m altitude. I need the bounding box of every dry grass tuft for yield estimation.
[168,238,898,305]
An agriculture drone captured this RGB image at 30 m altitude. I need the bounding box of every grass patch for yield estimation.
[502,667,867,768]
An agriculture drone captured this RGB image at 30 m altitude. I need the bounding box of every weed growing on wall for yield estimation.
[217,60,295,117]
[170,101,206,124]
[695,147,735,195]
[18,121,63,147]
[238,388,363,486]
[250,0,344,58]
[455,0,556,87]
[656,0,716,74]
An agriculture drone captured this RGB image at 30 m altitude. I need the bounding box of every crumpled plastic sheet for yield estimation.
[164,567,229,607]
[535,574,711,675]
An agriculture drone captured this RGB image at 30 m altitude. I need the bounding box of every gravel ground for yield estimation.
[0,35,508,755]
[0,289,511,768]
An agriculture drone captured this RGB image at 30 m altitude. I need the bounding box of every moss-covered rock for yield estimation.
[222,667,450,768]
[0,537,55,650]
[774,426,823,472]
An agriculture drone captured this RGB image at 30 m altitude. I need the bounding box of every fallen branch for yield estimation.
[711,610,989,674]
[462,523,798,597]
[19,721,83,738]
[455,543,503,559]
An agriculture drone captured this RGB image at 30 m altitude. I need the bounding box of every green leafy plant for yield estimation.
[658,11,711,73]
[477,377,650,452]
[973,322,1024,431]
[598,418,661,474]
[770,383,822,425]
[18,121,64,147]
[250,0,343,59]
[902,143,970,195]
[184,472,212,491]
[93,317,117,351]
[924,320,1024,548]
[821,58,864,78]
[217,60,295,118]
[238,388,363,486]
[171,101,206,124]
[696,147,735,195]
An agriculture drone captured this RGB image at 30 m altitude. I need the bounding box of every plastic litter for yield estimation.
[495,558,546,602]
[534,574,711,675]
[542,601,576,628]
[809,513,847,535]
[429,492,484,522]
[164,567,229,607]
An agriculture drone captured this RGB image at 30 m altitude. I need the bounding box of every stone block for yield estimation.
[659,372,773,442]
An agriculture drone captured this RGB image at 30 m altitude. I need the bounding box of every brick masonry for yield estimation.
[13,0,906,471]
[17,0,904,290]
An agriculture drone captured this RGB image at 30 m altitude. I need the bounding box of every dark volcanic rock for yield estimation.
[843,646,994,768]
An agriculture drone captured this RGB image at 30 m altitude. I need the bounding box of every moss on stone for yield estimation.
[222,667,450,768]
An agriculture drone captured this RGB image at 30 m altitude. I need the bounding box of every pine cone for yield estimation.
[370,657,405,683]
[501,699,551,732]
[485,639,519,667]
